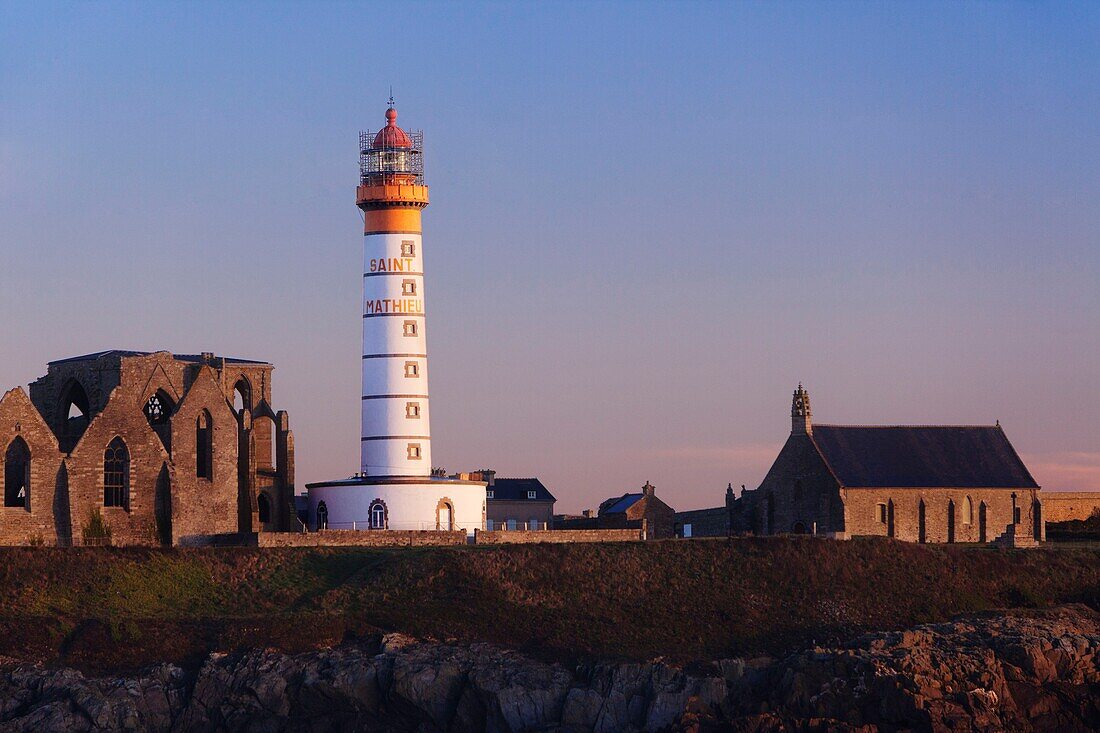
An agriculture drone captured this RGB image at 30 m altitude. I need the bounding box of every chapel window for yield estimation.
[104,438,130,509]
[196,411,213,480]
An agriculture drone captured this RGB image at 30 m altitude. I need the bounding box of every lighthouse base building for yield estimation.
[305,476,486,533]
[306,102,486,535]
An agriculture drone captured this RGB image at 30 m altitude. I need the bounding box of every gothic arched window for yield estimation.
[196,411,213,480]
[60,380,90,442]
[963,496,973,525]
[144,390,175,452]
[317,500,329,530]
[4,437,30,508]
[104,438,130,509]
[143,391,174,426]
[233,378,252,415]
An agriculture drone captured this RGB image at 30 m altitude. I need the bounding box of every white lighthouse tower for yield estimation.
[357,104,433,476]
[306,101,486,533]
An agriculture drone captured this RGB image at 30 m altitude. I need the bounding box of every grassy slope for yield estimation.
[0,538,1097,672]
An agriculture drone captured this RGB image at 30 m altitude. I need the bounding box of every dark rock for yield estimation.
[0,605,1095,732]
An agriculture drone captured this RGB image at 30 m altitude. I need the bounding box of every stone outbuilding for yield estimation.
[557,482,676,539]
[0,350,296,546]
[463,470,556,530]
[600,483,677,539]
[732,385,1043,545]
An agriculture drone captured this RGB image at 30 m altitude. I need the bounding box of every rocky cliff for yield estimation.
[0,605,1096,732]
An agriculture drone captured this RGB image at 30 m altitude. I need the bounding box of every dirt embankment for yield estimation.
[0,539,1096,673]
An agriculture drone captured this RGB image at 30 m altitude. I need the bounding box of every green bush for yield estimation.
[81,509,112,546]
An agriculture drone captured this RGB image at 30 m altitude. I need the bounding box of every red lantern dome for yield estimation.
[372,107,413,149]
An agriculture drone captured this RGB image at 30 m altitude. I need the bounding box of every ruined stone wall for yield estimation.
[1042,492,1100,523]
[168,368,241,543]
[257,529,467,547]
[474,528,643,544]
[843,487,1042,543]
[0,389,66,546]
[11,352,290,547]
[65,386,171,547]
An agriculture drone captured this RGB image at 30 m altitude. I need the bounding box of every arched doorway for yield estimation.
[368,499,387,530]
[436,499,454,531]
[887,499,895,538]
[791,521,807,535]
[257,492,272,531]
[979,502,988,543]
[316,500,329,530]
[918,499,926,544]
[1032,499,1042,542]
[947,500,956,544]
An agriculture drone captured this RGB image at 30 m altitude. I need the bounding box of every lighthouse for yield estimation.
[357,104,432,476]
[305,101,486,533]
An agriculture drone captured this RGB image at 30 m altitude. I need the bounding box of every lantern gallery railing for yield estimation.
[359,130,424,184]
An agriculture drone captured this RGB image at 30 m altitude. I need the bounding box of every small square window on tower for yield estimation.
[407,443,422,460]
[403,320,418,337]
[401,240,416,257]
[402,279,417,296]
[404,361,419,378]
[406,401,420,419]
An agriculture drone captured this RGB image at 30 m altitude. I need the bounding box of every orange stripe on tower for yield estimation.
[362,207,423,234]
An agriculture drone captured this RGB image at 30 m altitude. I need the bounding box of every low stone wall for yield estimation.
[1043,492,1100,523]
[257,529,467,548]
[474,528,642,544]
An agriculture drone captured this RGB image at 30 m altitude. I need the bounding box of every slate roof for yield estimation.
[810,425,1039,489]
[600,493,644,515]
[487,478,556,503]
[49,350,270,366]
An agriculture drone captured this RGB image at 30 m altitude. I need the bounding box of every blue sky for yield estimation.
[2,2,1099,511]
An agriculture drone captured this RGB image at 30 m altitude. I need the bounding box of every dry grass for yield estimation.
[0,538,1096,672]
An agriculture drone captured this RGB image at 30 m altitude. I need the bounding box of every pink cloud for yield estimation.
[652,443,782,468]
[1019,452,1100,492]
